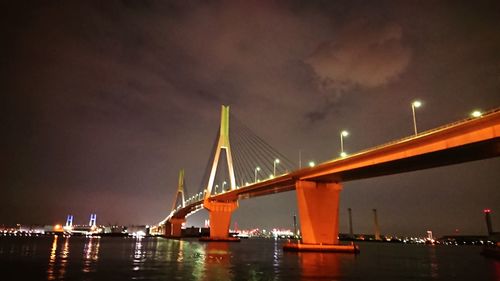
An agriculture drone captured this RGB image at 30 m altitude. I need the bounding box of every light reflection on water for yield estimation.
[47,235,58,280]
[298,251,342,279]
[132,237,144,271]
[204,242,232,280]
[83,237,100,273]
[427,245,439,279]
[0,237,498,280]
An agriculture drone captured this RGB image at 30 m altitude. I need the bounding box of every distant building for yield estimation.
[126,225,150,236]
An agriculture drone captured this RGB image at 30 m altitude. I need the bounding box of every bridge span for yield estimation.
[153,106,500,252]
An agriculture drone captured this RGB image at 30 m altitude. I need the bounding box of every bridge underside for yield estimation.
[311,138,500,183]
[213,138,499,201]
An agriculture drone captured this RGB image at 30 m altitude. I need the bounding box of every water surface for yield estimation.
[0,236,498,280]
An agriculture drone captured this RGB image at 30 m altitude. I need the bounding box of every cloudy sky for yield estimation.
[2,0,499,236]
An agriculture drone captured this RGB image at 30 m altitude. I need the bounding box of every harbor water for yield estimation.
[0,236,498,280]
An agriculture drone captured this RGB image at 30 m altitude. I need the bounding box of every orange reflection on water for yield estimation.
[298,252,342,279]
[177,239,183,262]
[47,235,58,280]
[203,242,232,281]
[58,237,70,278]
[83,237,100,273]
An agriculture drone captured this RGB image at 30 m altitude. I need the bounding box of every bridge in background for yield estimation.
[151,106,500,252]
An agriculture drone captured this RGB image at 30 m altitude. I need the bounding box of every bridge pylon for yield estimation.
[204,105,237,197]
[202,105,239,241]
[163,169,187,238]
[171,169,186,211]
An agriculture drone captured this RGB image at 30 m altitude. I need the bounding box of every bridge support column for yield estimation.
[283,180,358,253]
[165,217,185,238]
[201,200,239,241]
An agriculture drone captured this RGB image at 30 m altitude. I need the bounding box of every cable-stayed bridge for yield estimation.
[151,106,500,252]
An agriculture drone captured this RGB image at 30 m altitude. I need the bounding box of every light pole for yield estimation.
[411,100,422,135]
[273,159,280,176]
[215,184,219,194]
[222,181,227,192]
[340,130,349,157]
[254,166,261,183]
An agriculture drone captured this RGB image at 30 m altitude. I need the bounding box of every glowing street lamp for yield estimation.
[215,184,219,194]
[411,100,422,136]
[471,110,482,118]
[340,130,349,157]
[254,166,261,183]
[273,159,280,176]
[308,161,315,167]
[222,181,227,192]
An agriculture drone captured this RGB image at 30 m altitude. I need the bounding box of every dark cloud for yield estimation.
[306,20,411,89]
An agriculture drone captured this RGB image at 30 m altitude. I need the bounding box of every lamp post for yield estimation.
[222,181,227,192]
[254,167,261,183]
[411,100,422,135]
[215,184,219,194]
[273,159,280,176]
[340,130,349,157]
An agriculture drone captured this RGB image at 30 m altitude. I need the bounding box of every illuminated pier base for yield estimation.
[283,180,358,253]
[165,217,185,238]
[201,200,240,242]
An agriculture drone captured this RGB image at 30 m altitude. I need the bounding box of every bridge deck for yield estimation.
[163,108,500,222]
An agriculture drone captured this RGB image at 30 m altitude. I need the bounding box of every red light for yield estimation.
[483,209,491,213]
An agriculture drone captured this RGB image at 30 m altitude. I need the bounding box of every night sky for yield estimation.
[2,1,499,237]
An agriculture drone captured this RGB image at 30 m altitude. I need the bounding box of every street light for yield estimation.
[254,166,261,182]
[340,130,349,157]
[471,110,482,118]
[215,184,219,194]
[273,159,280,176]
[222,181,227,192]
[308,161,315,167]
[411,100,422,136]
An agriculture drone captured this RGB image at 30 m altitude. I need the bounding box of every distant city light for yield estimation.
[483,209,491,213]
